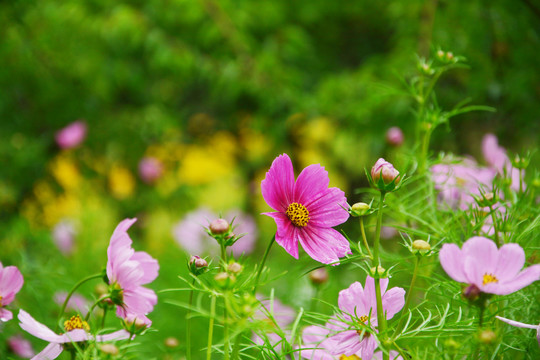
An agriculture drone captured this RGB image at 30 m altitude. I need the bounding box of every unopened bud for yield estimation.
[209,219,230,235]
[214,272,235,287]
[371,158,400,186]
[475,192,497,208]
[227,262,243,274]
[385,127,404,147]
[164,337,179,348]
[412,240,431,255]
[100,344,119,355]
[462,284,481,301]
[309,268,329,285]
[478,329,497,344]
[370,265,386,277]
[437,50,445,59]
[350,202,370,217]
[190,255,208,268]
[446,52,454,61]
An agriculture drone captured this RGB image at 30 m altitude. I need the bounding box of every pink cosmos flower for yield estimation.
[252,295,296,347]
[226,209,258,256]
[496,316,539,346]
[385,127,404,147]
[18,310,129,360]
[322,277,405,359]
[7,334,35,358]
[261,154,350,264]
[482,134,522,191]
[138,157,164,184]
[106,218,159,320]
[301,325,402,359]
[439,236,540,295]
[53,292,89,316]
[55,120,87,149]
[0,262,24,322]
[52,220,76,256]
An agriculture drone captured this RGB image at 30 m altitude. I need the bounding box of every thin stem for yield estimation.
[372,193,385,264]
[220,242,228,267]
[56,273,103,331]
[100,307,108,330]
[186,278,196,360]
[253,236,276,294]
[519,168,524,195]
[231,331,243,360]
[84,295,110,322]
[359,217,373,258]
[479,303,485,328]
[206,295,217,360]
[394,256,421,336]
[223,296,230,360]
[373,192,388,357]
[488,204,500,247]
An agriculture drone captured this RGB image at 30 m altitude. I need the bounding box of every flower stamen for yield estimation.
[340,355,361,360]
[483,273,499,286]
[286,202,310,227]
[64,315,90,332]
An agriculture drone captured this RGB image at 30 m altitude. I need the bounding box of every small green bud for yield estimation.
[478,329,497,344]
[350,202,370,217]
[100,344,119,355]
[227,262,243,275]
[475,192,497,208]
[309,268,329,285]
[412,240,432,256]
[214,272,236,288]
[370,265,386,278]
[164,337,179,348]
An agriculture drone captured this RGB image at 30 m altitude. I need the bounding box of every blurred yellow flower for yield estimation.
[108,165,135,199]
[50,155,81,190]
[240,128,271,161]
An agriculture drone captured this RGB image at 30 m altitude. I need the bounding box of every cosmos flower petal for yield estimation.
[131,252,159,285]
[495,243,525,282]
[0,265,24,304]
[96,329,131,342]
[264,212,299,259]
[261,154,295,212]
[18,310,65,343]
[462,237,498,274]
[439,243,467,283]
[381,287,406,320]
[482,134,508,173]
[58,329,89,343]
[495,316,538,329]
[338,281,365,316]
[300,325,337,360]
[32,343,63,360]
[294,164,330,205]
[299,227,351,265]
[329,330,363,356]
[494,265,540,295]
[307,187,350,228]
[0,308,13,322]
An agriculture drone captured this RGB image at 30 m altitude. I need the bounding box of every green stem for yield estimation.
[359,217,373,258]
[84,295,110,322]
[206,295,216,360]
[394,256,420,336]
[372,193,385,264]
[101,307,108,330]
[231,332,242,360]
[479,303,486,328]
[488,204,500,247]
[186,278,196,360]
[373,192,388,355]
[56,273,103,331]
[519,168,524,195]
[220,242,228,267]
[223,295,230,360]
[253,236,275,294]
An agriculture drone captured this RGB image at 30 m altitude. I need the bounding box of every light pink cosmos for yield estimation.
[439,237,540,295]
[385,127,404,147]
[138,157,164,184]
[52,220,76,256]
[106,218,159,320]
[261,154,350,264]
[301,325,402,360]
[226,209,258,256]
[53,292,89,316]
[482,134,522,191]
[0,261,24,322]
[18,310,129,360]
[7,334,35,358]
[496,316,539,346]
[55,120,87,149]
[322,277,405,359]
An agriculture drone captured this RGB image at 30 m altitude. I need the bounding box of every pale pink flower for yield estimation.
[371,158,400,185]
[55,120,87,149]
[496,316,539,346]
[385,127,404,147]
[7,334,35,358]
[138,157,164,184]
[439,237,540,295]
[323,277,405,359]
[106,218,159,320]
[0,262,24,322]
[173,208,219,256]
[226,209,257,256]
[261,154,350,264]
[482,134,522,191]
[18,309,129,360]
[53,292,89,316]
[301,325,402,359]
[52,220,76,256]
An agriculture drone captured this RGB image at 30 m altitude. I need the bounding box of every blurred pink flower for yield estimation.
[301,325,402,359]
[385,127,404,147]
[0,262,24,322]
[252,295,296,347]
[482,134,522,191]
[138,157,164,184]
[323,277,405,359]
[53,292,89,316]
[55,120,87,149]
[7,334,35,358]
[52,220,76,256]
[261,154,350,264]
[106,218,159,320]
[226,209,257,256]
[496,316,539,346]
[439,236,540,295]
[18,310,129,360]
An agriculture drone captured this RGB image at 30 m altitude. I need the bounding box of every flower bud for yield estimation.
[164,337,179,348]
[475,192,497,208]
[214,272,236,288]
[138,157,164,184]
[370,265,386,278]
[478,329,497,344]
[371,158,400,189]
[512,154,529,170]
[385,127,404,147]
[462,284,481,301]
[227,262,243,275]
[412,240,431,256]
[209,219,230,235]
[350,202,370,217]
[190,255,208,268]
[309,268,329,285]
[123,314,151,335]
[100,344,119,356]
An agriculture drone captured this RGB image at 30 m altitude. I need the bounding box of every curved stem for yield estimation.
[253,236,275,294]
[186,278,196,360]
[56,273,104,331]
[206,296,217,360]
[488,204,500,247]
[359,217,373,258]
[84,295,110,322]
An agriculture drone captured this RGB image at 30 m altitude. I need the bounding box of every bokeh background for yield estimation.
[1,0,539,358]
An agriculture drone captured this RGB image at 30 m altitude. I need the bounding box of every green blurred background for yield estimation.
[1,0,539,358]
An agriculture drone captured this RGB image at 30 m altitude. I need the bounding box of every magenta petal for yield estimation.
[264,212,299,259]
[307,187,350,228]
[0,266,24,304]
[439,243,467,283]
[494,244,525,282]
[299,227,351,265]
[261,154,295,212]
[0,308,13,322]
[33,343,63,360]
[294,164,330,205]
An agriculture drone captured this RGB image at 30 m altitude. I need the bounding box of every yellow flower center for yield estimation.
[286,202,310,227]
[0,295,3,305]
[482,273,499,286]
[355,315,370,339]
[340,355,361,360]
[64,315,90,332]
